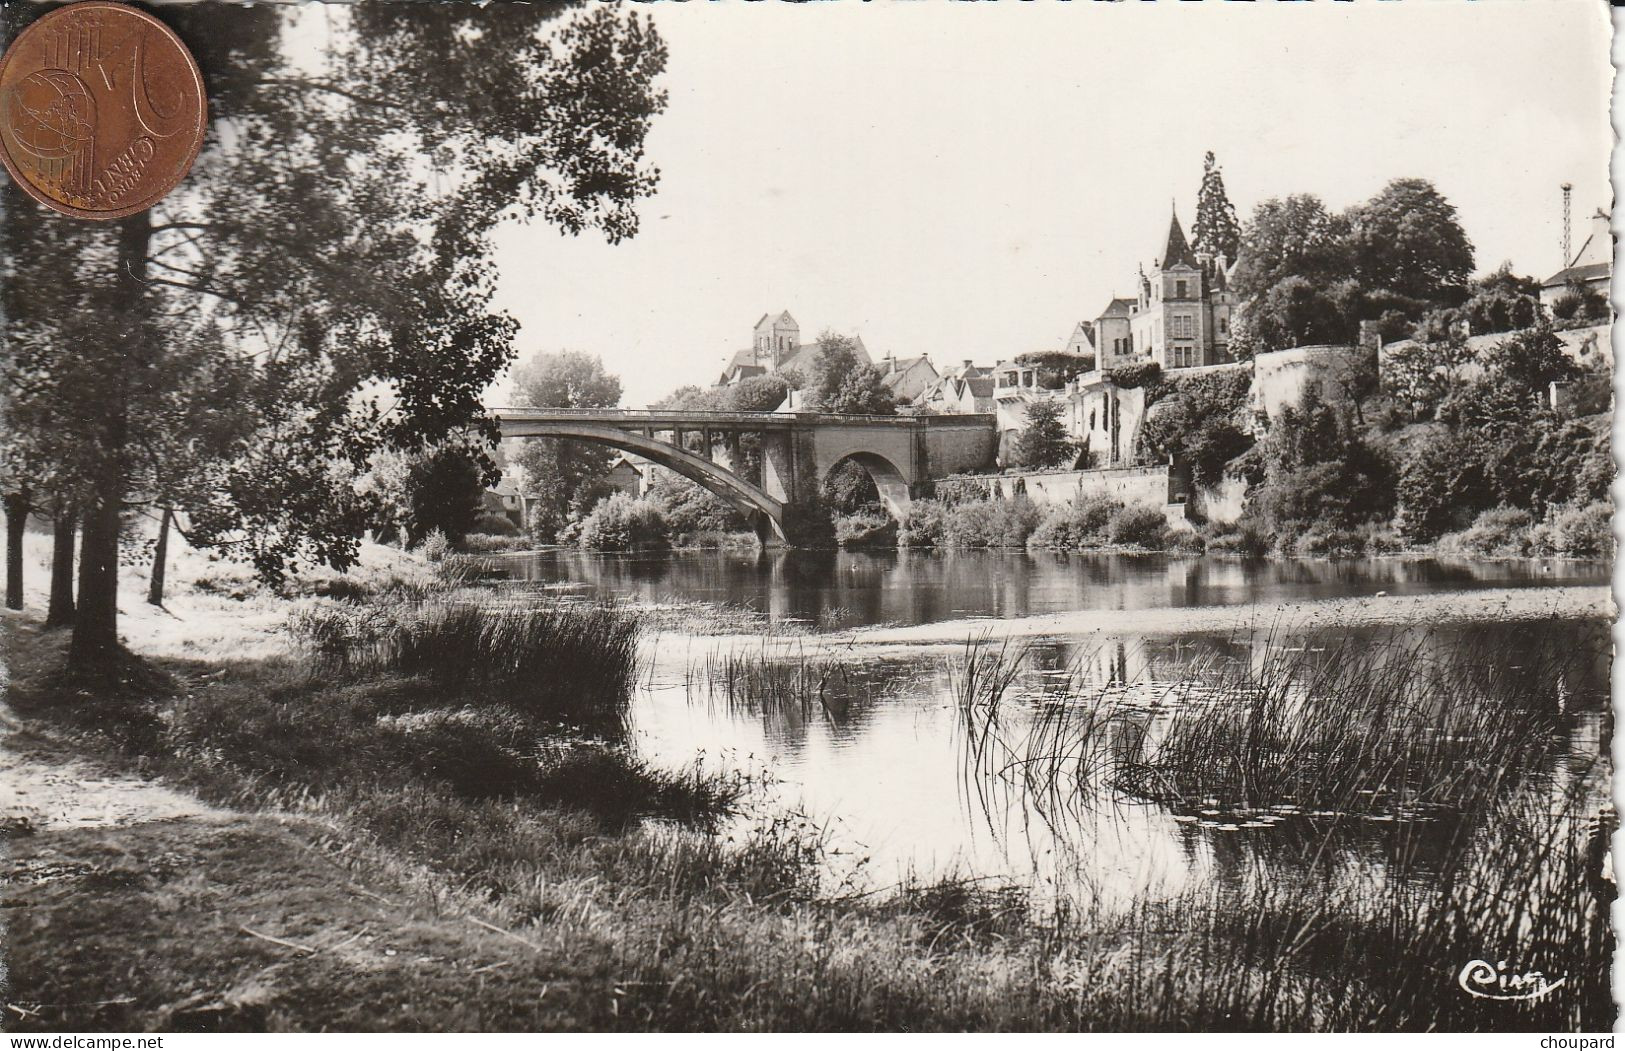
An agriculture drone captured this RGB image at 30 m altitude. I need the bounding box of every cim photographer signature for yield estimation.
[1457,958,1566,1001]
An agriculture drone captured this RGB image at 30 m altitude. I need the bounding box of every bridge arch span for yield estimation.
[823,451,913,520]
[497,422,788,542]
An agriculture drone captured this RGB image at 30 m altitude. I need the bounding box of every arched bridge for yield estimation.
[489,407,997,545]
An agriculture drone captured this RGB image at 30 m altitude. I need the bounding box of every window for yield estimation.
[1089,410,1097,430]
[1176,280,1187,298]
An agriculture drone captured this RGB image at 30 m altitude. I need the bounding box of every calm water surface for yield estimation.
[496,547,1607,629]
[492,549,1612,903]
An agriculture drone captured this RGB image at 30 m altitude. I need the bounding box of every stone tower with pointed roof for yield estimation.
[1117,208,1240,370]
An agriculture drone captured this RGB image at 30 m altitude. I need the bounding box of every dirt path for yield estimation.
[0,711,221,836]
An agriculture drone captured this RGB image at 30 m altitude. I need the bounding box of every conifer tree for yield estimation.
[1192,151,1242,263]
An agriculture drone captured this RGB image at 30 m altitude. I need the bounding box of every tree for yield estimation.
[725,375,791,412]
[1014,350,1094,390]
[0,3,669,675]
[1551,277,1610,324]
[1478,326,1580,403]
[1248,384,1393,537]
[1381,337,1470,421]
[1233,180,1475,355]
[1136,371,1254,486]
[1191,151,1241,263]
[1015,400,1075,469]
[365,442,490,547]
[511,350,623,411]
[807,332,896,415]
[1231,194,1350,298]
[823,460,882,514]
[1344,178,1474,306]
[1462,264,1543,334]
[509,350,625,542]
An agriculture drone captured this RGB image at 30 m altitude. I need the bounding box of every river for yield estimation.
[488,548,1613,905]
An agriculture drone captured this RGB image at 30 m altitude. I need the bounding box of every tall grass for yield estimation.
[289,594,642,729]
[1113,627,1595,817]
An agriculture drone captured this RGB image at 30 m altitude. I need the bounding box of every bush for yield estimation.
[420,529,451,563]
[1293,529,1369,558]
[457,532,531,554]
[933,476,996,507]
[577,493,669,551]
[1106,503,1169,549]
[472,512,519,537]
[1136,371,1255,486]
[1437,506,1535,559]
[834,510,898,549]
[944,495,1043,548]
[1029,493,1123,550]
[1164,527,1207,555]
[1204,521,1269,556]
[650,473,747,535]
[898,500,948,548]
[1551,501,1613,558]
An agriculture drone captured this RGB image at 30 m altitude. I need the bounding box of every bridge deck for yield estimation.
[487,407,994,430]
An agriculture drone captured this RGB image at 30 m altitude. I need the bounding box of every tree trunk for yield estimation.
[45,505,75,629]
[68,210,148,674]
[147,508,172,606]
[4,490,30,611]
[69,498,122,670]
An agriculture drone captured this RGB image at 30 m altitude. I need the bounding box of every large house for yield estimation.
[718,310,872,386]
[1092,211,1241,372]
[876,353,940,403]
[1541,206,1612,309]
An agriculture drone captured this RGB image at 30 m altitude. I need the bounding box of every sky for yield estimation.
[486,0,1614,408]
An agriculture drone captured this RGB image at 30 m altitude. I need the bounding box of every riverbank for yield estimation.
[844,583,1613,646]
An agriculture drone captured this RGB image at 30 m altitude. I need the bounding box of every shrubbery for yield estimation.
[943,495,1043,548]
[1107,503,1170,548]
[577,493,669,551]
[1248,384,1394,541]
[649,473,747,536]
[1437,502,1612,560]
[834,510,898,549]
[472,512,519,536]
[1437,506,1536,559]
[1137,371,1255,486]
[1029,493,1124,550]
[898,500,948,548]
[1550,501,1613,558]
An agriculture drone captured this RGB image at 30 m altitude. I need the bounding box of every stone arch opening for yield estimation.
[499,422,788,543]
[822,452,912,520]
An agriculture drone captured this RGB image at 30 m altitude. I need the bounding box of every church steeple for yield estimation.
[1161,208,1196,269]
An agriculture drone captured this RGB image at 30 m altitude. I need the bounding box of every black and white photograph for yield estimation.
[0,0,1616,1036]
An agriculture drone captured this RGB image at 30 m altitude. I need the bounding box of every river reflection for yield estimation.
[634,620,1610,905]
[494,547,1608,630]
[493,548,1611,906]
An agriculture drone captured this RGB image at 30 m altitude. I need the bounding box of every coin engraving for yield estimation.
[0,2,205,219]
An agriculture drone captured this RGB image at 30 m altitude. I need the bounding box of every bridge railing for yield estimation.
[487,406,798,424]
[488,406,996,427]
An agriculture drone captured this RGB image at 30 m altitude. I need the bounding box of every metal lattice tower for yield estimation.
[1562,182,1573,267]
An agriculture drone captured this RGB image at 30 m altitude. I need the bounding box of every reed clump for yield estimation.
[289,593,642,729]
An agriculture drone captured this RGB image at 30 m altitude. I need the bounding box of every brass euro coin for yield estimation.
[0,1,205,220]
